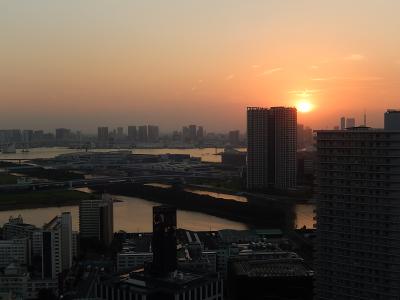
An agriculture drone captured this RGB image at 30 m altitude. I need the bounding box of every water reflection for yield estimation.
[0,195,248,232]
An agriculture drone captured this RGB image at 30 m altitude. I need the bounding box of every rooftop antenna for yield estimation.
[363,109,367,126]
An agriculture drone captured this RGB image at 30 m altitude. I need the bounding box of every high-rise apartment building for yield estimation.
[247,106,297,190]
[97,126,109,141]
[147,125,159,142]
[384,109,400,130]
[79,194,114,245]
[128,126,137,140]
[138,125,148,142]
[315,127,400,299]
[188,125,197,141]
[36,212,73,279]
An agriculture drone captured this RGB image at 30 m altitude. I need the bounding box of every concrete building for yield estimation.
[315,126,400,299]
[0,263,58,299]
[0,238,31,268]
[2,215,37,240]
[147,125,159,142]
[384,109,400,130]
[247,106,297,190]
[79,194,114,245]
[97,126,109,142]
[138,125,148,142]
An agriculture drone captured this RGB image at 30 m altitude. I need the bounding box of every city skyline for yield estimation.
[1,1,400,132]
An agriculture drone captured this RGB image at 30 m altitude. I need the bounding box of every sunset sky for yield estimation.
[1,0,400,132]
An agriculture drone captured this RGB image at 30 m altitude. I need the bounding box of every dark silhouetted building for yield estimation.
[97,126,109,142]
[55,128,71,141]
[247,106,297,191]
[315,126,400,299]
[79,194,114,246]
[151,205,177,276]
[384,109,400,130]
[138,125,148,142]
[148,125,159,143]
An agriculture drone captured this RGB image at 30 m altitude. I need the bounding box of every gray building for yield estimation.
[79,194,114,245]
[315,126,400,299]
[384,109,400,130]
[247,106,297,190]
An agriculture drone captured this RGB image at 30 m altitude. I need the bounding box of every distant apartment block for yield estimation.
[247,106,297,190]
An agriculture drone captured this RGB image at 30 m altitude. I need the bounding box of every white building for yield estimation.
[247,106,297,190]
[315,127,400,299]
[33,212,73,279]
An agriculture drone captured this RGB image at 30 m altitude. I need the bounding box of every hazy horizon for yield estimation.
[1,0,400,132]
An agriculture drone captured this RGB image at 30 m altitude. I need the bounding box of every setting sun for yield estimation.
[296,101,314,113]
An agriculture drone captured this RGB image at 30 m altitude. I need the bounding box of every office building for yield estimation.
[79,194,114,245]
[2,215,37,240]
[384,109,400,130]
[35,213,73,279]
[138,125,148,142]
[147,125,159,142]
[97,126,109,141]
[127,126,137,140]
[0,238,31,268]
[247,106,297,190]
[315,127,400,299]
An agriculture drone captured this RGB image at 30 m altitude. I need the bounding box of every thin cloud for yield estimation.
[252,64,261,69]
[311,76,383,82]
[288,89,321,96]
[259,67,283,76]
[343,54,366,61]
[309,65,319,70]
[225,74,235,80]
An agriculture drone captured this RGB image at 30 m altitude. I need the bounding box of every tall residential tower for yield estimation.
[247,106,297,190]
[315,126,400,299]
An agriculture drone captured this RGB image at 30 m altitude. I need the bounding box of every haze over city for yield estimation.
[1,0,400,132]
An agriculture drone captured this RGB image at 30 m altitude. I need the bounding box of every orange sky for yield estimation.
[1,1,400,132]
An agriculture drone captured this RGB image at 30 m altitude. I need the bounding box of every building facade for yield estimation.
[79,194,114,245]
[315,127,400,299]
[247,106,297,190]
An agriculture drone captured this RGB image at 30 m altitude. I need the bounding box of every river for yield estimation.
[0,147,315,231]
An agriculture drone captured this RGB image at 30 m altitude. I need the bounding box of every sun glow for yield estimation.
[296,100,314,113]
